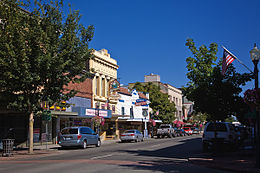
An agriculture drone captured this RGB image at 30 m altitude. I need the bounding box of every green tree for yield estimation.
[0,0,94,153]
[132,82,176,124]
[183,39,252,121]
[190,112,207,123]
[225,116,236,123]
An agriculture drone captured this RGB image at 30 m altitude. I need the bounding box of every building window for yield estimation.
[107,79,109,97]
[100,78,103,97]
[112,105,115,113]
[96,76,100,96]
[101,78,105,97]
[121,107,125,115]
[130,106,134,119]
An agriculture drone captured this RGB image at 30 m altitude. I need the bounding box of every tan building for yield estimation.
[165,84,183,120]
[144,73,183,120]
[89,49,119,110]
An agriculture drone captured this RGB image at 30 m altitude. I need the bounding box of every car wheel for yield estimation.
[96,139,101,147]
[82,140,87,149]
[141,137,144,142]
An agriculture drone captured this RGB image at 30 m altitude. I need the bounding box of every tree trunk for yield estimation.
[29,111,34,154]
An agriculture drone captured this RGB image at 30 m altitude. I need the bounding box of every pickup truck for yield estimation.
[156,124,176,138]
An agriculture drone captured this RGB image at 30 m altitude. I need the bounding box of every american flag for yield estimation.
[222,49,235,75]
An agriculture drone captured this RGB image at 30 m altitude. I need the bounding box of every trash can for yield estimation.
[2,139,14,157]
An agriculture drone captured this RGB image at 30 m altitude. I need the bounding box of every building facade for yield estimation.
[90,49,119,111]
[116,87,151,137]
[182,96,194,120]
[164,84,183,120]
[144,74,183,120]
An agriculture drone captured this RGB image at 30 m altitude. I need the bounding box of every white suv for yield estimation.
[202,122,237,152]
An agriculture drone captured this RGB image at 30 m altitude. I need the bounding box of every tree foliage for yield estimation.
[131,82,176,124]
[183,39,252,121]
[0,0,94,112]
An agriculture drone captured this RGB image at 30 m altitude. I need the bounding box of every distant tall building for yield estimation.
[130,74,183,120]
[144,73,160,82]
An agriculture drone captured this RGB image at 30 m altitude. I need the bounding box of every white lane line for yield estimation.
[150,144,161,148]
[90,154,113,160]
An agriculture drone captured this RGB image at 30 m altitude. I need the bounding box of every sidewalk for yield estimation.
[0,139,121,161]
[188,147,260,173]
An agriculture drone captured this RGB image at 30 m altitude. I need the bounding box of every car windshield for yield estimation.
[206,123,227,132]
[61,128,78,135]
[124,130,135,133]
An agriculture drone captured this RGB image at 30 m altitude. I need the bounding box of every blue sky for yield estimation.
[65,0,260,91]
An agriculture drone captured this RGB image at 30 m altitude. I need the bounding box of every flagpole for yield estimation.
[222,46,253,73]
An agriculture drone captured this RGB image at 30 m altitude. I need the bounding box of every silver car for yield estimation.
[120,130,144,142]
[59,126,101,149]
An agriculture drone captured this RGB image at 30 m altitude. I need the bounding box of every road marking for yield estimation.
[90,154,113,160]
[150,144,161,148]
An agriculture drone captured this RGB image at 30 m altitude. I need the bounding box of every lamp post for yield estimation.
[250,43,260,168]
[95,102,100,134]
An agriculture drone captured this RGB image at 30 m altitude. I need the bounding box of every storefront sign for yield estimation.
[135,101,148,106]
[135,99,150,106]
[85,108,109,117]
[136,98,146,103]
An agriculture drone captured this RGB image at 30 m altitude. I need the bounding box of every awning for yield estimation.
[118,117,149,122]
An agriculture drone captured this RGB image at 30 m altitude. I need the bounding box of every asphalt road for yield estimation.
[0,135,227,173]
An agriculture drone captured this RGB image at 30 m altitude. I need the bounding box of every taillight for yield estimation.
[130,134,135,136]
[121,134,126,136]
[77,135,82,140]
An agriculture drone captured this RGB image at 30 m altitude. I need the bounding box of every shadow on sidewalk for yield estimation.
[189,148,260,173]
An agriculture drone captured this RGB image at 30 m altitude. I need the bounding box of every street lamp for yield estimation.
[250,43,260,168]
[250,43,260,89]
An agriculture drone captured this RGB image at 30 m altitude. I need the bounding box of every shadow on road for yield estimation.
[120,138,202,159]
[117,137,204,173]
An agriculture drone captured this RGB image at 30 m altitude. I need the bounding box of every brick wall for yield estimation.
[64,78,93,99]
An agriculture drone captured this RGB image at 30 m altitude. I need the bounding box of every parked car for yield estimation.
[202,122,237,152]
[120,129,144,142]
[192,128,200,135]
[157,124,176,138]
[180,128,187,136]
[174,128,186,136]
[59,126,101,149]
[183,127,193,135]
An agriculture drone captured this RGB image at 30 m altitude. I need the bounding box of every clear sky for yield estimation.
[65,0,260,91]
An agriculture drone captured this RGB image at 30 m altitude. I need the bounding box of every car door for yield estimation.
[136,130,142,139]
[80,127,93,144]
[86,127,97,144]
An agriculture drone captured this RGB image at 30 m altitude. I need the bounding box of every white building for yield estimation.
[116,87,151,137]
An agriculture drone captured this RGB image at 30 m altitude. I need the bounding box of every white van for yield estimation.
[202,122,237,152]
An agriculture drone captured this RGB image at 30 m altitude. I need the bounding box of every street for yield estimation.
[0,135,227,173]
